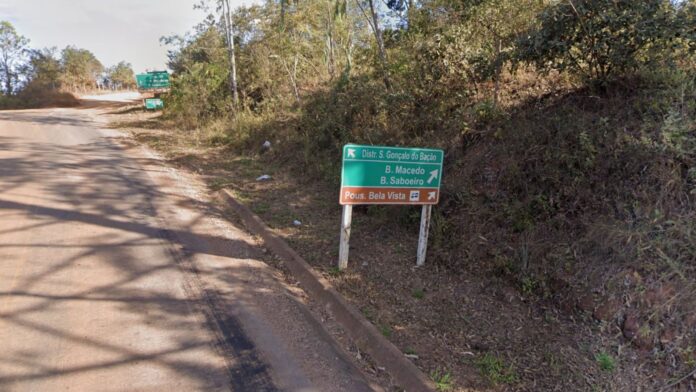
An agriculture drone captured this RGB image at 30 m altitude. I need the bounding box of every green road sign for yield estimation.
[136,71,170,90]
[144,98,164,110]
[340,144,444,205]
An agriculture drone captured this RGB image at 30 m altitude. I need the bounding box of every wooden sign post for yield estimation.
[416,204,432,267]
[338,144,444,270]
[338,204,353,270]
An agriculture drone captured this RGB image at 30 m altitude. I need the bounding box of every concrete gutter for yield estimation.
[219,189,436,392]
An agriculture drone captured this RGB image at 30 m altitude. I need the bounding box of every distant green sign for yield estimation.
[340,144,444,205]
[136,71,170,90]
[144,98,164,110]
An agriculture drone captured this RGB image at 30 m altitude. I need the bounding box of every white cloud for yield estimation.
[0,0,259,72]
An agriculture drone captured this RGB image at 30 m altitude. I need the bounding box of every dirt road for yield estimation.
[0,96,376,391]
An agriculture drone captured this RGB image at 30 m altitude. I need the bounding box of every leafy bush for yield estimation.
[595,352,616,372]
[517,0,690,83]
[163,27,230,127]
[165,61,229,127]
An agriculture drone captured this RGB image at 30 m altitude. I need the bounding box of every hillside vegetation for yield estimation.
[151,0,696,389]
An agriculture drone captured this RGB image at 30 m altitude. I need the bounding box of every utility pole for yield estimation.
[221,0,239,106]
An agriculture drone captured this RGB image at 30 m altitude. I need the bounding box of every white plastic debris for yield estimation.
[262,140,272,149]
[293,220,302,226]
[256,174,272,181]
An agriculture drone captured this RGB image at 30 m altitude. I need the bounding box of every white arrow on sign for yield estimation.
[428,191,437,200]
[427,169,439,184]
[347,148,356,158]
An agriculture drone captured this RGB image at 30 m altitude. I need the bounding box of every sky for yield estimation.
[0,0,258,73]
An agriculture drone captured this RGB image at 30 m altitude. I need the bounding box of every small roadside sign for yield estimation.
[340,144,444,205]
[337,144,445,270]
[144,98,164,110]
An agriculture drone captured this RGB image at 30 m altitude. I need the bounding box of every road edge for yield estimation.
[218,189,436,392]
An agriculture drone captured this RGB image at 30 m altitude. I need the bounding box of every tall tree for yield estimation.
[26,47,61,90]
[106,61,136,90]
[60,46,103,92]
[221,0,239,105]
[0,21,29,95]
[355,0,390,88]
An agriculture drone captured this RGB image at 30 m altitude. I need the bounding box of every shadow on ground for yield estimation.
[0,110,284,391]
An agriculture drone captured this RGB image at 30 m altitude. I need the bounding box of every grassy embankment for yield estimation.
[119,67,696,390]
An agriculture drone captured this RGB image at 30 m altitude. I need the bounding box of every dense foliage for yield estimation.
[59,46,104,92]
[0,21,29,94]
[516,0,693,83]
[163,0,694,148]
[106,61,137,90]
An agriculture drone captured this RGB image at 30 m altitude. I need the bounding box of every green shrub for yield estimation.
[430,368,454,392]
[595,352,616,372]
[517,0,690,83]
[475,353,519,385]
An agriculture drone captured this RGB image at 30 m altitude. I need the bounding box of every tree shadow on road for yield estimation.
[0,120,284,391]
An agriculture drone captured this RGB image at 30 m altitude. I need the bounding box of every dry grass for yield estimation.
[109,67,696,391]
[0,90,80,110]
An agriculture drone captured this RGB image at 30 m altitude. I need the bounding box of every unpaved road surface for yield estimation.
[0,97,376,391]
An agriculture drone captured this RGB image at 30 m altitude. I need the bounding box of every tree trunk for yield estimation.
[407,0,415,29]
[281,54,300,103]
[493,37,501,108]
[4,71,11,95]
[2,57,12,95]
[326,10,336,80]
[222,0,239,106]
[367,0,390,89]
[292,54,300,102]
[280,0,286,26]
